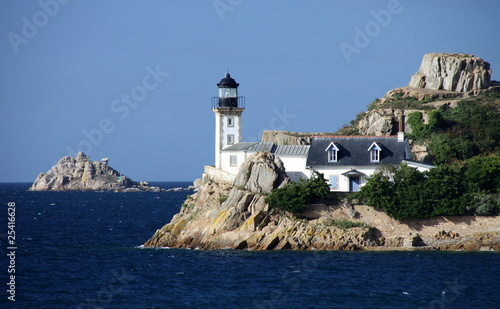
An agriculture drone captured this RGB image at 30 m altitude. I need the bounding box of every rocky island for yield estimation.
[30,152,165,192]
[145,53,500,252]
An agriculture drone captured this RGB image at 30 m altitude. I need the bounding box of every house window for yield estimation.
[230,155,237,166]
[227,134,234,145]
[328,149,337,162]
[329,175,338,189]
[325,142,339,163]
[368,142,381,163]
[227,117,234,127]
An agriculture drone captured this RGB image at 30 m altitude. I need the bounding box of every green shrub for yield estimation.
[393,92,403,100]
[473,193,500,216]
[390,164,431,220]
[359,164,471,220]
[407,110,443,141]
[424,165,468,216]
[428,133,477,165]
[464,154,500,193]
[357,172,394,208]
[265,170,330,214]
[441,99,500,156]
[407,112,427,140]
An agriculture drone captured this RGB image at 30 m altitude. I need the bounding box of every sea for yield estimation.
[0,182,499,309]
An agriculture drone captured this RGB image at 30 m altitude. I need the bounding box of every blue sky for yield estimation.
[1,0,499,182]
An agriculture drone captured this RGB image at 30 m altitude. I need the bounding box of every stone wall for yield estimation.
[352,205,500,239]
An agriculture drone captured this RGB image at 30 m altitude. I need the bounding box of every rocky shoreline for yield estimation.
[144,152,500,252]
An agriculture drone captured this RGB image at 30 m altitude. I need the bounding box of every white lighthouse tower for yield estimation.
[213,73,245,168]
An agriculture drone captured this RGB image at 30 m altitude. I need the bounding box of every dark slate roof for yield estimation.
[306,136,411,166]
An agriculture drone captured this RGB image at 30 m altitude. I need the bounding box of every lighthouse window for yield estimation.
[227,117,234,127]
[227,134,234,145]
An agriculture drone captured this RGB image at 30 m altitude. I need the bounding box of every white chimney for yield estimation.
[397,132,405,142]
[397,114,405,142]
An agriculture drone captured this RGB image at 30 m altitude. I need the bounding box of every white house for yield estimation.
[305,135,432,191]
[211,73,433,192]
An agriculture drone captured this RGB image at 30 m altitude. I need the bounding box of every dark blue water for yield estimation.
[0,182,499,308]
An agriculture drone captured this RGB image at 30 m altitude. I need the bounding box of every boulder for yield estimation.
[234,152,289,194]
[408,53,491,92]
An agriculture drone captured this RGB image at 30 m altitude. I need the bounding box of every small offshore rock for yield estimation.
[29,152,164,192]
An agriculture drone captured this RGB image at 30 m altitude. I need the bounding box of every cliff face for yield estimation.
[30,152,161,191]
[409,53,491,92]
[144,152,381,250]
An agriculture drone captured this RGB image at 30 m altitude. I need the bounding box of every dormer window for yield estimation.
[328,150,337,162]
[368,142,382,163]
[325,142,339,163]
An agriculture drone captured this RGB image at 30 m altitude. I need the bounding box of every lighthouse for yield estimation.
[212,73,245,168]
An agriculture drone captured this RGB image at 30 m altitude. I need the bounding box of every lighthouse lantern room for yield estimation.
[213,73,245,168]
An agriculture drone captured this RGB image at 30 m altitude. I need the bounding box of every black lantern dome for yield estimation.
[217,73,239,107]
[217,73,239,88]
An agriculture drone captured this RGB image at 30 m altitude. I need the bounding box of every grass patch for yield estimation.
[320,217,367,229]
[219,195,228,204]
[332,219,367,229]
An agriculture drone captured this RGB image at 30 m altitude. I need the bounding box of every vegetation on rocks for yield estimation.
[355,155,500,220]
[265,171,330,214]
[407,94,500,164]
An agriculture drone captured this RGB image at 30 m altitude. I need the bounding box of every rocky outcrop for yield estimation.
[409,53,491,92]
[357,108,403,136]
[261,131,316,145]
[30,152,163,192]
[144,151,500,251]
[144,152,500,251]
[144,152,382,250]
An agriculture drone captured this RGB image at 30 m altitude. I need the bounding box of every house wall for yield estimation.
[220,151,249,175]
[279,156,310,181]
[313,165,385,192]
[219,152,311,181]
